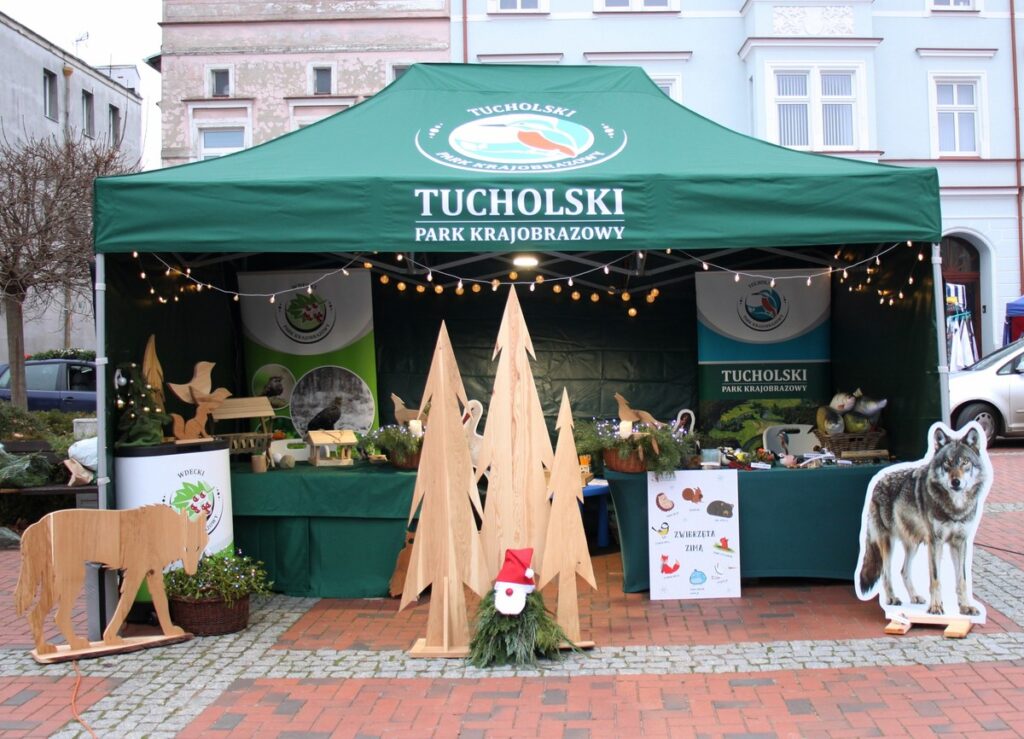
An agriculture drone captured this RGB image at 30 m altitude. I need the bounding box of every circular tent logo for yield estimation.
[417,107,627,173]
[275,291,336,344]
[738,283,790,332]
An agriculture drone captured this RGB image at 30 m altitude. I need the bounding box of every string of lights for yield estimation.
[130,240,925,316]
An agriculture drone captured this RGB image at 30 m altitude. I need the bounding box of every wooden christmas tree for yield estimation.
[537,388,597,647]
[399,322,489,657]
[475,286,555,578]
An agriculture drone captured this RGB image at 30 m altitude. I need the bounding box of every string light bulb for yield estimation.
[509,271,519,281]
[233,294,239,302]
[770,278,776,288]
[363,262,372,269]
[140,271,146,279]
[397,282,407,292]
[650,288,660,298]
[434,284,443,294]
[427,271,433,282]
[396,253,404,261]
[908,276,914,285]
[734,273,740,283]
[703,262,709,271]
[553,284,563,294]
[380,274,390,285]
[307,285,313,294]
[568,277,574,287]
[571,290,581,301]
[529,283,535,292]
[416,284,426,293]
[342,268,349,276]
[132,250,139,258]
[269,294,276,304]
[806,276,812,286]
[591,292,599,302]
[472,283,481,293]
[491,278,500,291]
[535,275,544,284]
[628,307,638,317]
[621,291,631,302]
[604,265,610,275]
[457,279,464,291]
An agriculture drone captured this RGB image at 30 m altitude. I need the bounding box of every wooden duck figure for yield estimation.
[613,392,665,428]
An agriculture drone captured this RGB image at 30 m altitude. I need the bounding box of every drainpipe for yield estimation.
[1011,0,1024,292]
[933,243,951,425]
[462,0,469,63]
[62,63,73,141]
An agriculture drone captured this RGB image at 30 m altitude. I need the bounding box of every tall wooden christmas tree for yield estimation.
[537,389,597,647]
[399,322,489,658]
[475,287,555,578]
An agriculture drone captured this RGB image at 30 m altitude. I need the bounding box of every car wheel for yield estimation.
[954,403,1000,444]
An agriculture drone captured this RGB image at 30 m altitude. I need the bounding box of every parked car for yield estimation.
[0,359,96,412]
[949,338,1024,443]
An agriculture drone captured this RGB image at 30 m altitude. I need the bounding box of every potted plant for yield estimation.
[359,425,423,469]
[574,419,700,475]
[164,552,272,636]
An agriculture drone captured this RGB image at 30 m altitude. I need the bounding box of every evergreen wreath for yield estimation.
[468,590,574,668]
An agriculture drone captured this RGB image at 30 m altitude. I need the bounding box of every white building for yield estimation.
[0,11,143,356]
[454,0,1022,356]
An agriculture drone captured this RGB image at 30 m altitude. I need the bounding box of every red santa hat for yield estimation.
[493,548,535,615]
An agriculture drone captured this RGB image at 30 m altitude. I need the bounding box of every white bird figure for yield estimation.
[671,408,696,434]
[462,399,485,474]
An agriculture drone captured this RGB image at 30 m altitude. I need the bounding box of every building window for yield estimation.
[108,104,122,146]
[390,63,412,82]
[649,74,682,102]
[82,91,95,138]
[771,67,859,150]
[489,0,547,11]
[200,127,245,159]
[313,66,333,95]
[43,69,58,120]
[596,0,675,10]
[210,68,231,97]
[935,79,979,155]
[931,0,974,9]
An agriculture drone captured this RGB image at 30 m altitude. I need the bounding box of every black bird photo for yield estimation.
[262,376,284,398]
[306,396,344,433]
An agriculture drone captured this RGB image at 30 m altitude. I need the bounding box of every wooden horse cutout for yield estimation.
[15,505,208,663]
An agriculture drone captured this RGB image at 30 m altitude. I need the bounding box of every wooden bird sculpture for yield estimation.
[168,361,216,405]
[392,393,428,426]
[166,361,232,441]
[462,399,485,474]
[613,392,665,428]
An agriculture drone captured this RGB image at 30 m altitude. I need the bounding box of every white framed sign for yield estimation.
[648,469,740,600]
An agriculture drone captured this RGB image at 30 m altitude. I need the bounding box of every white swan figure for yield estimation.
[462,399,485,473]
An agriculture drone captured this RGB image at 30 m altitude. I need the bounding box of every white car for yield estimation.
[949,338,1024,443]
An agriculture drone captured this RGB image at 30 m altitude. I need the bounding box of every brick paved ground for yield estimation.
[2,445,1024,737]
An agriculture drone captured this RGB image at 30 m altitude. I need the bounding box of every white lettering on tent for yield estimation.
[413,187,624,218]
[466,103,577,118]
[414,224,625,245]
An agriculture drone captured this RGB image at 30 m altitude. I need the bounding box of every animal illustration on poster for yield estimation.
[854,421,992,626]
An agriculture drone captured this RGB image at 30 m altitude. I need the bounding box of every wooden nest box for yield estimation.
[212,397,276,456]
[308,430,358,467]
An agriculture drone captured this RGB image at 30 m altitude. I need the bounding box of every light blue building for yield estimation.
[454,0,1022,355]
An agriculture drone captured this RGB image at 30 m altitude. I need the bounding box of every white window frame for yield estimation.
[187,100,252,162]
[43,69,58,120]
[928,72,988,158]
[205,64,235,98]
[930,0,978,11]
[81,90,95,138]
[487,0,549,12]
[288,97,356,131]
[594,0,679,11]
[649,74,682,103]
[764,61,868,152]
[308,62,336,96]
[198,127,246,159]
[108,104,122,146]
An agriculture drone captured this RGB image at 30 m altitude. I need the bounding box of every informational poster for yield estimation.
[696,269,830,450]
[238,270,378,436]
[648,470,740,600]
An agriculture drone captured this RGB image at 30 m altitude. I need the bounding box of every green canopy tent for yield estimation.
[90,62,947,498]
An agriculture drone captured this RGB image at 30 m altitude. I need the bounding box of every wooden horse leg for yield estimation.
[54,565,89,650]
[146,571,185,637]
[102,569,146,645]
[28,580,57,655]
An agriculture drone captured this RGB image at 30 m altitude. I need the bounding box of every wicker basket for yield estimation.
[169,594,250,636]
[602,448,647,474]
[813,429,887,454]
[389,450,421,470]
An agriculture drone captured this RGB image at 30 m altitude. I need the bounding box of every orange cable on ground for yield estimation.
[71,660,98,739]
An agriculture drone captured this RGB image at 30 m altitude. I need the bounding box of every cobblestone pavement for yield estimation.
[2,449,1024,736]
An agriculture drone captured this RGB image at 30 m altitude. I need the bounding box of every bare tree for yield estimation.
[0,133,136,408]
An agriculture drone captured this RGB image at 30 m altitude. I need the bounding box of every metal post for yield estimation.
[932,242,951,425]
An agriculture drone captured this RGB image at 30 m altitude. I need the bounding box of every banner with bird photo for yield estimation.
[237,270,378,439]
[695,269,830,450]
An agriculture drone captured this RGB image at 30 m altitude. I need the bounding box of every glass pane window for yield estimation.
[774,68,858,149]
[499,0,540,7]
[601,0,671,8]
[82,91,95,137]
[211,69,230,97]
[313,67,332,95]
[25,364,59,391]
[200,127,245,159]
[820,72,853,147]
[108,105,122,146]
[43,70,57,119]
[932,0,974,8]
[935,79,978,154]
[776,73,807,97]
[779,104,809,146]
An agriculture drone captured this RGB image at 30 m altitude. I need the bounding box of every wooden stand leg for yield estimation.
[884,612,973,639]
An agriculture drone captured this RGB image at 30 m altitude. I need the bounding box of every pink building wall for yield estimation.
[159,1,450,167]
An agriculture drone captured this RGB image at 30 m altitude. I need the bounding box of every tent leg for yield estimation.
[932,242,951,425]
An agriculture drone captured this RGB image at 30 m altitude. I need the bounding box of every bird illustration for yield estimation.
[462,399,485,472]
[614,392,665,428]
[167,361,217,405]
[469,122,576,158]
[306,396,343,433]
[261,376,284,398]
[758,289,779,318]
[777,429,790,456]
[651,522,670,538]
[392,393,427,426]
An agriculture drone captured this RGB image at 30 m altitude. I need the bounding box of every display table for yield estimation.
[606,464,887,593]
[231,463,417,598]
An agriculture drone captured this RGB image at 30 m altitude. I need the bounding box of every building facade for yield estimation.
[453,0,1022,356]
[0,11,143,356]
[156,0,450,167]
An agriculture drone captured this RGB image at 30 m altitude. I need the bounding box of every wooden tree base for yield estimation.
[883,612,973,639]
[407,638,470,659]
[561,640,595,650]
[31,633,193,664]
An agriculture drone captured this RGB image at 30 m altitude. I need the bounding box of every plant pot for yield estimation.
[602,448,647,474]
[169,594,250,636]
[390,449,421,470]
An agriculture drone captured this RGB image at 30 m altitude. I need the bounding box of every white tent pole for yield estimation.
[932,242,951,425]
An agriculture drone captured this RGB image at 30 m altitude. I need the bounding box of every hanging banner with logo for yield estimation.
[696,269,830,450]
[648,470,740,601]
[238,270,378,436]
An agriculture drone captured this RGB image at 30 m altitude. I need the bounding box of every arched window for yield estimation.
[941,235,982,362]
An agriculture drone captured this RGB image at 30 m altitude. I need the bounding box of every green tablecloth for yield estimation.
[231,463,417,598]
[606,465,886,593]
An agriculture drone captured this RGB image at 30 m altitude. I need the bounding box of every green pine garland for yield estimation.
[468,590,574,668]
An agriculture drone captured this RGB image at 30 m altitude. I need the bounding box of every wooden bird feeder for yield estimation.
[212,396,276,457]
[308,430,358,467]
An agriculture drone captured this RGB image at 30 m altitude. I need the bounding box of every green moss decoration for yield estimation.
[468,590,573,668]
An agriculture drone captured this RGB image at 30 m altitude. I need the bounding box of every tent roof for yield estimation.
[1006,296,1024,317]
[94,63,941,255]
